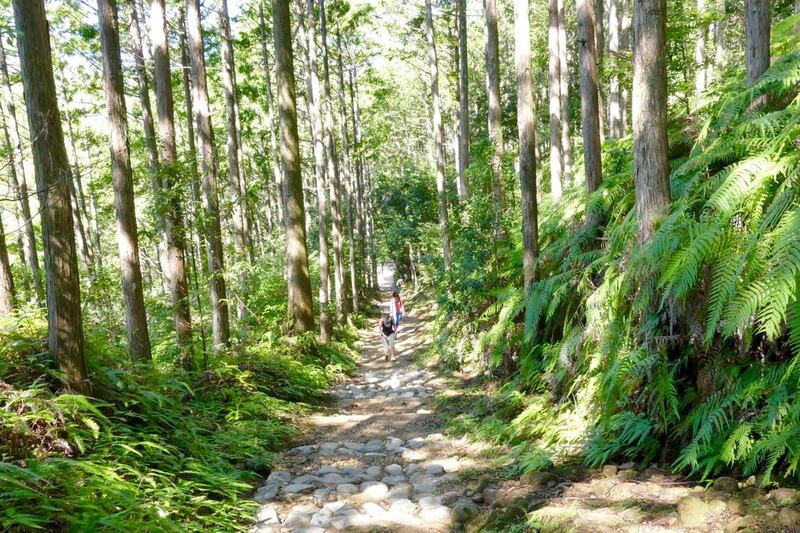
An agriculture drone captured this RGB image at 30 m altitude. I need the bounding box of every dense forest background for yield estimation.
[0,0,799,530]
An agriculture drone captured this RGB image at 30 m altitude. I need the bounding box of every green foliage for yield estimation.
[0,270,356,532]
[430,22,800,484]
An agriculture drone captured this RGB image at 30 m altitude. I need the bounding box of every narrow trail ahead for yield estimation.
[250,298,483,532]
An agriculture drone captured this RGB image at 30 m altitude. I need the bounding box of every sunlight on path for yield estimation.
[249,296,482,533]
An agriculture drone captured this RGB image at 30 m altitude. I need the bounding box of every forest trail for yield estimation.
[249,292,485,532]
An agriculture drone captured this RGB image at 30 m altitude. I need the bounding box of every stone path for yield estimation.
[250,300,482,533]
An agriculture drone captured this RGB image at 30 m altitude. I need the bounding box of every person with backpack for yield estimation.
[390,291,404,330]
[378,310,397,362]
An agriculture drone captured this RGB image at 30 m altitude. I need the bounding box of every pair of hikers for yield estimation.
[378,290,404,362]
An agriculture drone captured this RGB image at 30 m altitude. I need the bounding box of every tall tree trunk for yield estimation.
[0,212,15,316]
[514,0,539,290]
[595,0,605,142]
[259,2,286,234]
[97,0,151,361]
[13,0,88,393]
[620,0,631,136]
[578,0,603,199]
[349,66,368,291]
[336,29,360,313]
[58,87,94,271]
[548,0,564,199]
[633,0,670,243]
[608,0,622,138]
[219,0,251,322]
[273,0,314,333]
[0,39,42,300]
[302,0,332,343]
[150,0,194,365]
[366,170,378,289]
[129,1,159,178]
[179,5,208,276]
[186,0,231,351]
[484,0,505,249]
[694,0,706,104]
[320,0,350,321]
[456,0,469,201]
[745,0,770,87]
[557,0,572,180]
[425,0,452,271]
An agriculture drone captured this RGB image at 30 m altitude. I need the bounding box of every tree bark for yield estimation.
[97,0,152,361]
[608,0,622,138]
[219,0,251,322]
[694,0,707,103]
[336,29,359,313]
[273,0,314,333]
[633,0,671,243]
[320,0,350,321]
[13,0,88,393]
[259,2,286,234]
[745,0,770,87]
[150,0,194,364]
[0,39,42,300]
[425,0,452,271]
[514,0,539,290]
[185,0,231,351]
[302,0,332,343]
[456,0,469,201]
[0,212,15,316]
[578,0,603,197]
[548,0,563,198]
[484,0,505,247]
[58,84,94,272]
[557,0,572,179]
[129,1,159,179]
[349,65,368,290]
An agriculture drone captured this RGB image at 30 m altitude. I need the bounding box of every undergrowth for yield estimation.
[430,15,800,486]
[0,268,359,532]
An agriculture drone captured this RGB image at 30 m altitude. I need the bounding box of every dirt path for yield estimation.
[250,298,483,532]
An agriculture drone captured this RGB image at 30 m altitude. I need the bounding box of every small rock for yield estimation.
[293,474,322,485]
[359,481,389,501]
[255,505,279,525]
[382,475,406,486]
[292,527,325,533]
[713,476,739,493]
[337,447,361,456]
[426,433,446,442]
[452,499,480,523]
[319,442,340,455]
[344,441,366,452]
[266,471,292,484]
[288,445,317,456]
[724,516,751,533]
[321,473,354,486]
[309,509,333,528]
[312,488,330,506]
[484,488,498,506]
[779,507,800,529]
[418,495,443,508]
[323,500,351,514]
[619,461,636,470]
[602,465,618,478]
[386,483,412,501]
[405,463,420,476]
[284,483,314,495]
[254,484,280,503]
[385,464,404,476]
[337,483,359,495]
[441,491,460,506]
[366,466,382,478]
[360,502,386,516]
[426,464,445,476]
[407,437,427,449]
[389,499,417,514]
[282,510,312,528]
[419,505,452,523]
[521,471,557,489]
[770,488,798,506]
[385,437,404,450]
[677,495,709,527]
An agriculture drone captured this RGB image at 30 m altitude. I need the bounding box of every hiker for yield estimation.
[390,291,404,329]
[395,278,403,293]
[378,310,397,361]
